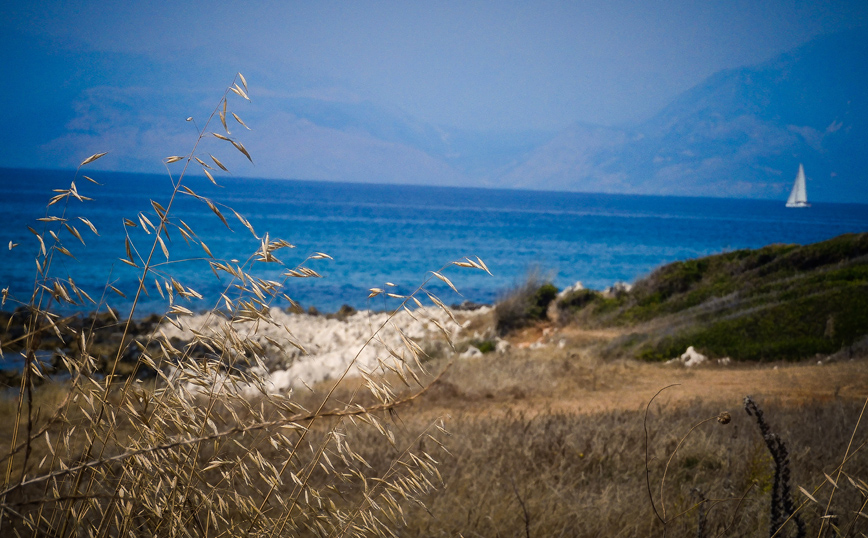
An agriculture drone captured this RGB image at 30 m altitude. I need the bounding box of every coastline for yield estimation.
[4,230,867,388]
[5,168,868,326]
[160,304,494,391]
[0,303,496,389]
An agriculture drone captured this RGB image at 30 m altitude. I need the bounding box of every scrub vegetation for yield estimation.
[553,234,868,362]
[494,269,558,335]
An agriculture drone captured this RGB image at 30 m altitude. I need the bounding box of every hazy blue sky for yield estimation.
[2,0,866,180]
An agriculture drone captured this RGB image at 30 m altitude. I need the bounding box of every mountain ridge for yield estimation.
[22,28,867,202]
[499,27,867,202]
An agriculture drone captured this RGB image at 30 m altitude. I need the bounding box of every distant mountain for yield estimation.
[500,28,868,203]
[240,91,555,186]
[38,29,865,202]
[494,123,631,191]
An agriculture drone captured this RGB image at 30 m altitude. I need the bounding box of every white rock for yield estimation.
[460,346,483,359]
[557,281,584,299]
[602,281,633,296]
[680,346,707,367]
[160,305,492,392]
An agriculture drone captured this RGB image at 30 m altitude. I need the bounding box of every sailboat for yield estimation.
[786,164,810,208]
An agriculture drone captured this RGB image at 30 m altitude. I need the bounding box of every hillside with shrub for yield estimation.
[552,232,868,362]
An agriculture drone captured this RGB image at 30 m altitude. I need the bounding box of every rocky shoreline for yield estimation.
[162,304,494,391]
[0,303,495,389]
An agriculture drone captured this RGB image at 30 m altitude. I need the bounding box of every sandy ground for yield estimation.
[411,324,868,419]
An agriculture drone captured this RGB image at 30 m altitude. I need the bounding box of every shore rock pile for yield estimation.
[160,306,492,391]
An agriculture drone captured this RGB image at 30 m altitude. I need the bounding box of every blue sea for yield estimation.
[2,168,867,317]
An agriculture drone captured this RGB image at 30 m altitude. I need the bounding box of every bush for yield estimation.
[552,288,602,324]
[494,271,558,335]
[471,339,496,354]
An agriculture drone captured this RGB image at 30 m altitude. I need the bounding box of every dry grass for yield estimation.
[373,379,868,537]
[387,324,868,536]
[0,75,488,536]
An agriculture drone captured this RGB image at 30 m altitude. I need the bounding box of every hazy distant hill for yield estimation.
[500,28,868,202]
[231,92,556,187]
[61,29,863,201]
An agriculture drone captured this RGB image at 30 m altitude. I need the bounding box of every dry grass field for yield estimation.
[422,324,868,416]
[5,302,866,536]
[311,320,868,537]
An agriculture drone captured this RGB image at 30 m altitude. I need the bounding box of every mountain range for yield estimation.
[505,27,867,202]
[26,28,865,203]
[251,28,865,203]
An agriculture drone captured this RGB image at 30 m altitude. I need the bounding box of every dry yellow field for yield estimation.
[412,324,868,417]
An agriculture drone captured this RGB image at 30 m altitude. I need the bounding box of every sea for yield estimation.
[2,167,867,318]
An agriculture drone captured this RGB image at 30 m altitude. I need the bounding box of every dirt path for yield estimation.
[415,325,868,418]
[548,358,868,412]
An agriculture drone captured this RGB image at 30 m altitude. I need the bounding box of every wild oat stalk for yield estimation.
[0,74,488,537]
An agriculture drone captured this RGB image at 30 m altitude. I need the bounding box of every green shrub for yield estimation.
[530,283,558,318]
[494,272,558,335]
[581,233,868,361]
[558,288,596,309]
[471,339,496,354]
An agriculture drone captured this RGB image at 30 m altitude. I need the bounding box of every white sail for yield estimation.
[786,164,810,208]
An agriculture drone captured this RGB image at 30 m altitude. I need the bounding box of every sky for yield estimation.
[2,0,867,183]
